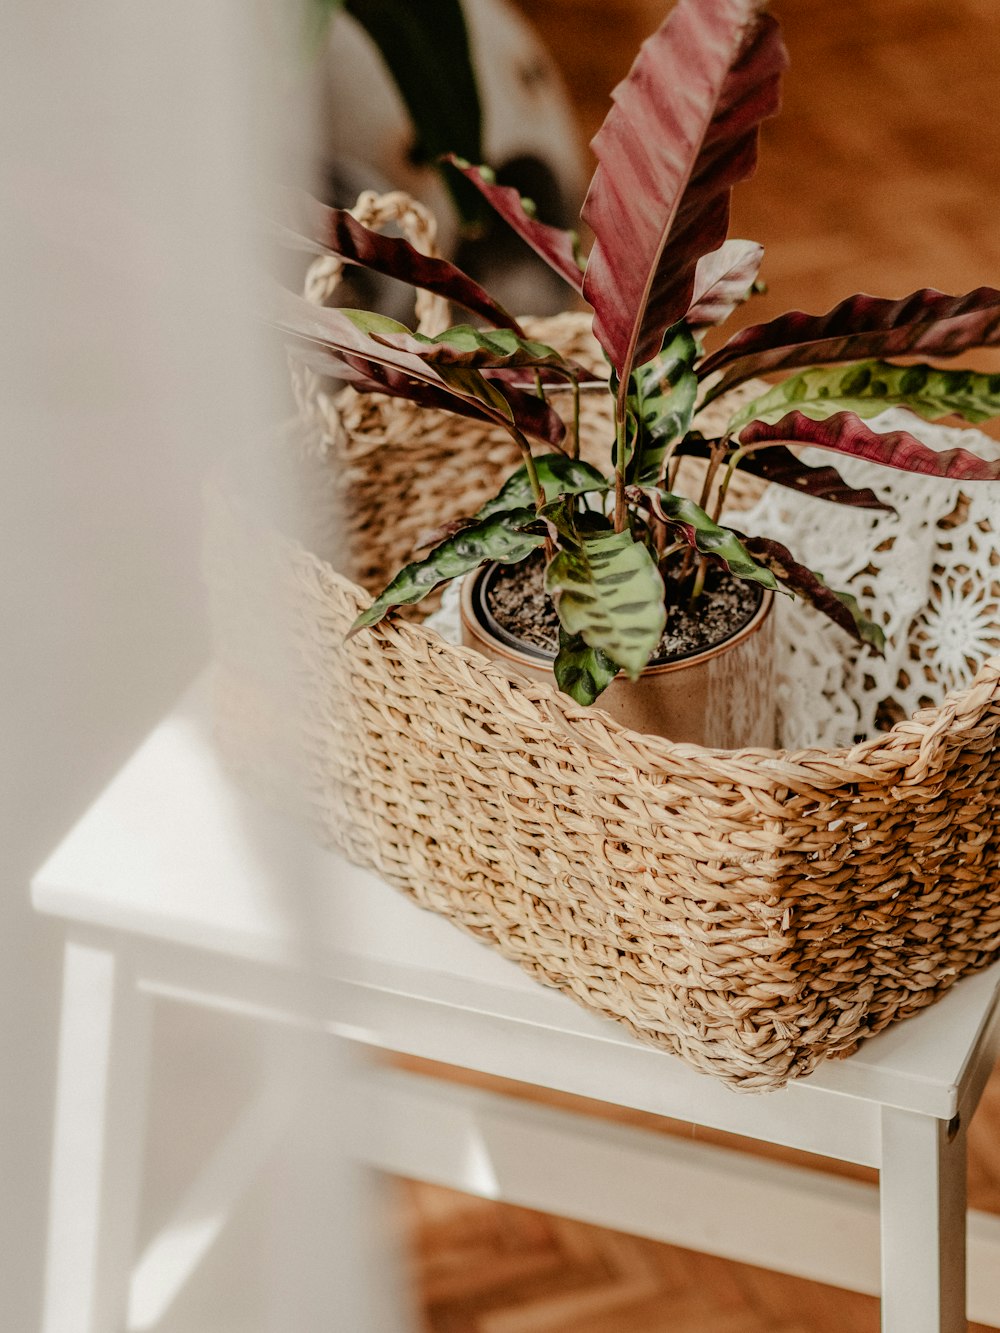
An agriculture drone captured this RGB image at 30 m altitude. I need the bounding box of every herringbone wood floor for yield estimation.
[404,3,1000,1328]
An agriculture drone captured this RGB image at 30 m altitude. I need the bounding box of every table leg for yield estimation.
[880,1105,967,1333]
[42,936,152,1333]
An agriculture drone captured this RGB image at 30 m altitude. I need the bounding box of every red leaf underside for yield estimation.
[581,0,786,379]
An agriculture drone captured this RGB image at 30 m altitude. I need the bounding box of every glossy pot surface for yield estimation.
[460,564,776,748]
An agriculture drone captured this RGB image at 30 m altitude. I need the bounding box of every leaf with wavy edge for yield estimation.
[686,239,765,328]
[354,315,590,378]
[626,325,700,483]
[277,292,567,445]
[349,508,543,633]
[738,410,1000,480]
[739,535,885,653]
[543,501,665,678]
[581,0,786,379]
[701,285,1000,399]
[728,360,1000,431]
[446,157,585,294]
[270,189,519,331]
[554,628,620,705]
[674,433,893,509]
[476,455,607,519]
[643,488,777,587]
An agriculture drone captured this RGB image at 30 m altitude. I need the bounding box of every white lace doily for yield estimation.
[427,410,1000,749]
[737,409,1000,748]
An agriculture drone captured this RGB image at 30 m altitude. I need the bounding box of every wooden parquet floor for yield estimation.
[400,1054,1000,1332]
[402,3,1000,1328]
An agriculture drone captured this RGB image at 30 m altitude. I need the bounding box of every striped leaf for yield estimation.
[476,455,607,519]
[701,285,1000,400]
[645,489,778,588]
[553,629,620,705]
[269,190,518,330]
[349,508,543,633]
[544,510,665,678]
[728,360,1000,431]
[581,0,787,379]
[627,325,700,484]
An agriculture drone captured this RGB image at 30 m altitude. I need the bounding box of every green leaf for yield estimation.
[728,360,1000,432]
[475,455,608,519]
[335,309,524,425]
[545,511,666,679]
[553,628,619,705]
[626,324,700,484]
[644,489,779,589]
[349,508,543,633]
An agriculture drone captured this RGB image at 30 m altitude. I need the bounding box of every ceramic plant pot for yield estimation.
[461,562,776,748]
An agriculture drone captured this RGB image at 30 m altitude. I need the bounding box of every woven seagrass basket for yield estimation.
[207,193,1000,1090]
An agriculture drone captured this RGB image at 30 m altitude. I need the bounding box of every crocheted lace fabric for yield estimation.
[429,410,1000,749]
[737,409,1000,747]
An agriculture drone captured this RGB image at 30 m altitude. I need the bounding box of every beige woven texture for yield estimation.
[207,194,1000,1090]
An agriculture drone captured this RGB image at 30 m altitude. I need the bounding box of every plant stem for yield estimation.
[712,443,747,523]
[571,376,581,460]
[697,437,728,513]
[533,369,544,399]
[689,554,708,605]
[613,389,628,533]
[511,427,545,510]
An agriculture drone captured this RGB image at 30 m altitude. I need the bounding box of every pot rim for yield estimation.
[460,561,774,678]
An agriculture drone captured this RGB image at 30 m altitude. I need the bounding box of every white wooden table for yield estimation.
[33,681,1000,1332]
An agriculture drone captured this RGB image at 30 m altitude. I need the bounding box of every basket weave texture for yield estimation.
[208,194,1000,1090]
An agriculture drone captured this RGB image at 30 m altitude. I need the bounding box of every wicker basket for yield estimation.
[206,193,1000,1091]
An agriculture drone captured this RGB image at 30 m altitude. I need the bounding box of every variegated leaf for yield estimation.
[349,508,543,633]
[644,489,778,588]
[554,628,620,705]
[728,360,1000,431]
[626,325,700,483]
[476,456,607,519]
[544,509,665,678]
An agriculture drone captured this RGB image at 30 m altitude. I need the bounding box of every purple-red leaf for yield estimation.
[701,285,1000,397]
[734,445,894,509]
[275,290,566,446]
[446,157,585,294]
[580,0,786,379]
[270,188,522,333]
[686,239,765,328]
[285,327,566,448]
[739,410,1000,480]
[739,535,886,652]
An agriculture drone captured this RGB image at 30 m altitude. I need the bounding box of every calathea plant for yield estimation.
[274,0,1000,706]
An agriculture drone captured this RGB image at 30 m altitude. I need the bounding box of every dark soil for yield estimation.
[483,551,763,666]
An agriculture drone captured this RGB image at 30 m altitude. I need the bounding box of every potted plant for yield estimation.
[273,0,1000,747]
[213,0,1000,1089]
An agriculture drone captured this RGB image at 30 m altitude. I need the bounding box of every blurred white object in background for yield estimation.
[319,0,588,313]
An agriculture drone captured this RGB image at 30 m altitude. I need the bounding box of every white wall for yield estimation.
[0,2,290,1324]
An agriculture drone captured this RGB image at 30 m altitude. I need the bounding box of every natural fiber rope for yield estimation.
[207,193,1000,1090]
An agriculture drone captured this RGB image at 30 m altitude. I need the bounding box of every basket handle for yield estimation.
[292,190,450,439]
[303,189,450,331]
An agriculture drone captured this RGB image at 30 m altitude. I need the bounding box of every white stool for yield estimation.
[33,680,1000,1332]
